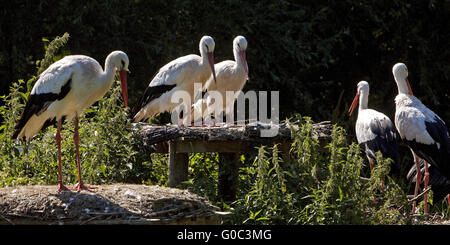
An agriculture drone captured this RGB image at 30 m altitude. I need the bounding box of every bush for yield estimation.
[226,118,411,225]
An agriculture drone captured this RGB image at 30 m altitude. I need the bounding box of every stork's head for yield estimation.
[200,36,217,84]
[110,50,130,108]
[356,80,369,95]
[348,81,370,116]
[392,63,413,96]
[233,35,249,79]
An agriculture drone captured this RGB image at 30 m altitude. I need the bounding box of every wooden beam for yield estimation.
[168,141,189,187]
[175,140,251,153]
[138,121,333,154]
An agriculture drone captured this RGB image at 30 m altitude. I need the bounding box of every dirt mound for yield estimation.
[0,184,226,225]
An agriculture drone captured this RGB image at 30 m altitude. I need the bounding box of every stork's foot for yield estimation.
[74,182,97,192]
[188,122,205,127]
[57,182,73,192]
[176,120,186,128]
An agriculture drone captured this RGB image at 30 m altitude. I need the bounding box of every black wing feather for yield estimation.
[131,84,177,120]
[407,117,450,180]
[12,78,72,140]
[361,117,401,176]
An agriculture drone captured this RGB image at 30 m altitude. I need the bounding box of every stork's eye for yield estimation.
[237,43,241,48]
[205,44,209,52]
[121,60,125,68]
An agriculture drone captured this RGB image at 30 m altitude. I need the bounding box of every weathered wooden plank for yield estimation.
[168,141,189,187]
[136,121,333,154]
[175,141,251,153]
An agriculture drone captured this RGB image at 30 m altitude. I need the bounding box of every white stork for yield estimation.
[392,62,450,214]
[348,81,400,182]
[12,51,130,192]
[132,36,217,124]
[191,35,248,126]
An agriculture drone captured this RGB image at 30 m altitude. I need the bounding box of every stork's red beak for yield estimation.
[119,70,128,108]
[239,50,249,80]
[406,77,413,96]
[348,92,359,116]
[207,51,217,84]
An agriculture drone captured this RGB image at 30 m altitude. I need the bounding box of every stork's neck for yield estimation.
[233,48,241,65]
[199,46,208,66]
[394,74,409,95]
[358,89,369,111]
[233,47,245,71]
[101,56,118,90]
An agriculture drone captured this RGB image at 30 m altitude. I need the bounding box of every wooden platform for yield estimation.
[135,121,333,201]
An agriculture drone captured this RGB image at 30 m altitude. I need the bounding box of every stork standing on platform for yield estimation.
[348,81,400,181]
[132,36,217,124]
[392,63,450,214]
[192,35,249,126]
[12,51,130,192]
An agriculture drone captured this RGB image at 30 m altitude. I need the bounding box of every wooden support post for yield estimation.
[218,153,240,202]
[168,141,189,187]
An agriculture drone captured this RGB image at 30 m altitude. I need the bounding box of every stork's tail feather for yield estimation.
[12,107,32,140]
[132,107,160,123]
[11,113,65,141]
[131,84,178,122]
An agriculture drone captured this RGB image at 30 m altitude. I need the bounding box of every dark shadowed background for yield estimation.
[1,0,449,134]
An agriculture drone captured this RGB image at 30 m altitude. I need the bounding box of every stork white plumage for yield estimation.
[12,51,130,192]
[132,36,217,124]
[192,35,248,126]
[392,63,450,214]
[348,81,400,176]
[349,81,400,203]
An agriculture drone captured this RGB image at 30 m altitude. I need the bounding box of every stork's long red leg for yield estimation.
[412,153,422,214]
[73,113,96,192]
[423,161,429,215]
[56,119,70,192]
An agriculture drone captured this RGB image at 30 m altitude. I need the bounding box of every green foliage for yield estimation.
[225,118,411,225]
[37,32,70,75]
[184,153,219,202]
